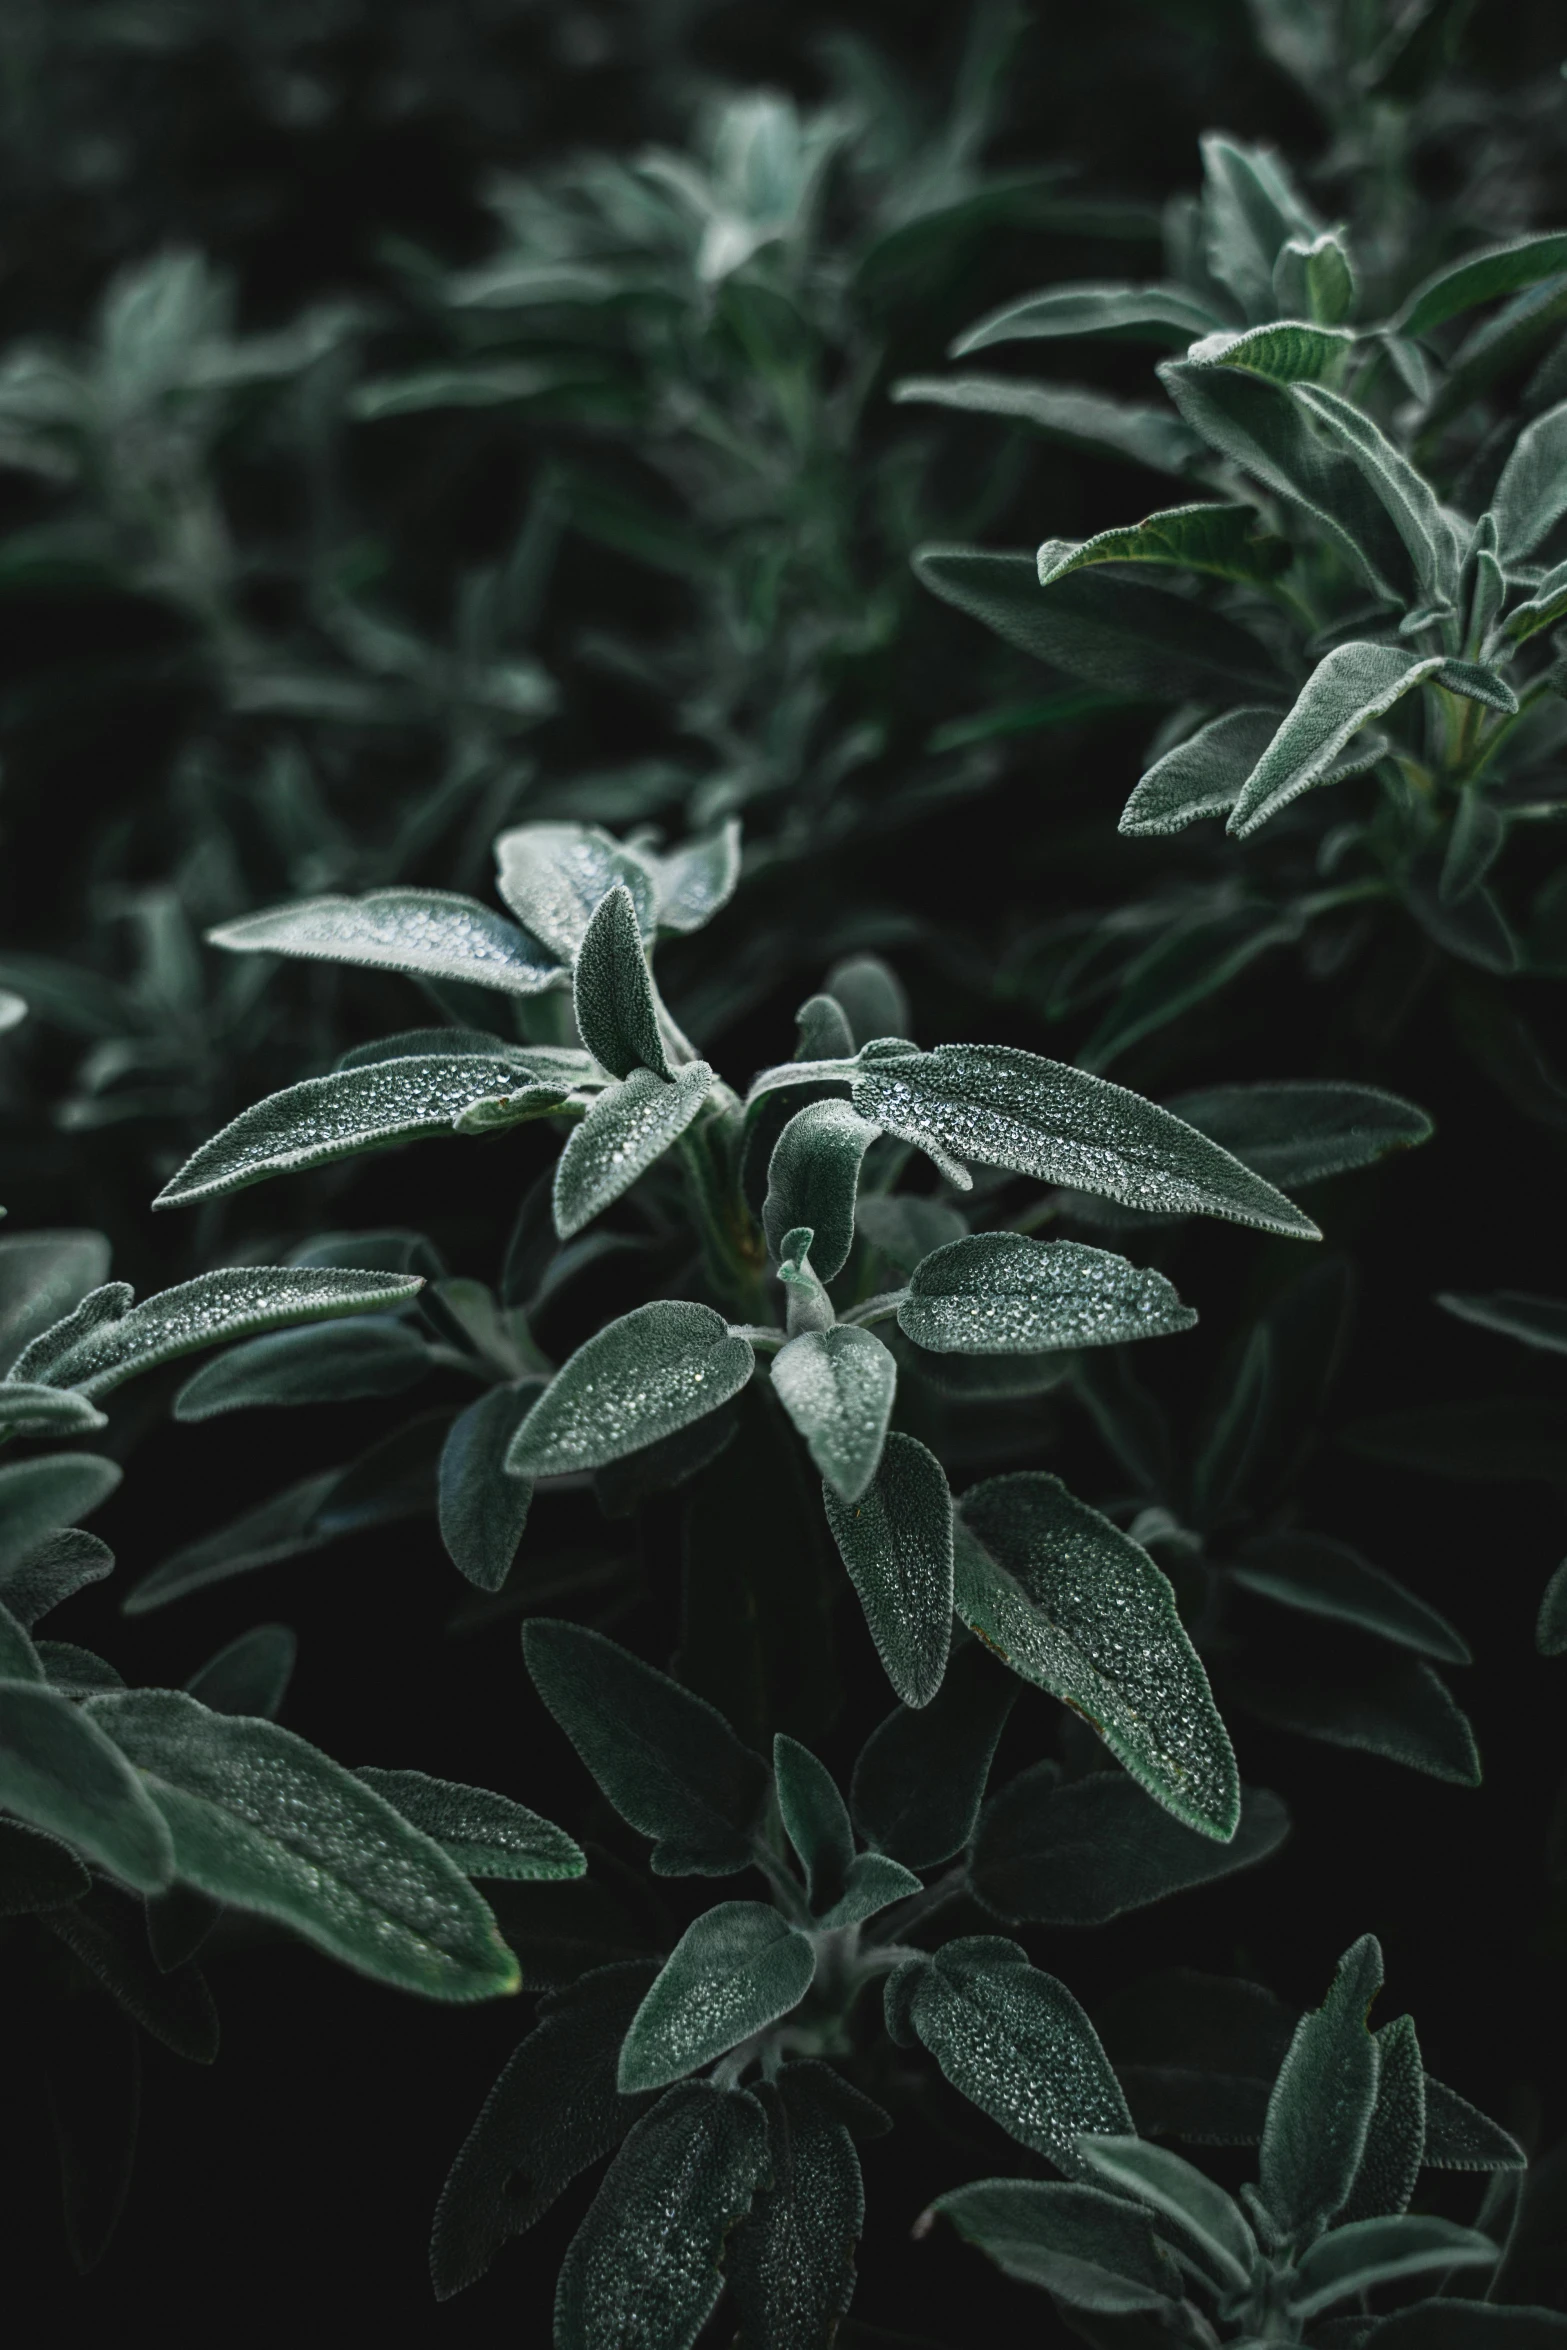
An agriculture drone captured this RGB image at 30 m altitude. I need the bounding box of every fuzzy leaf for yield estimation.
[929,2176,1180,2314]
[0,1680,173,1890]
[438,1384,536,1592]
[1293,384,1457,600]
[522,1619,770,1875]
[0,1229,112,1374]
[852,1045,1316,1235]
[856,1195,967,1273]
[0,1815,90,1913]
[574,883,672,1080]
[1234,1657,1481,1783]
[817,1851,921,1929]
[1227,645,1443,836]
[1166,1081,1432,1189]
[618,1902,816,2092]
[1422,2077,1527,2170]
[1293,2214,1498,2317]
[509,1302,754,1478]
[1393,233,1567,338]
[1119,706,1283,835]
[972,1768,1288,1925]
[0,1453,121,1566]
[763,1100,881,1280]
[354,1767,584,1881]
[654,822,741,934]
[0,1383,108,1438]
[86,1690,518,2000]
[185,1623,296,1717]
[822,1431,953,1708]
[1339,2015,1426,2225]
[1260,1934,1384,2238]
[1074,2134,1255,2286]
[154,1059,565,1206]
[955,1474,1240,1839]
[1037,502,1290,588]
[1230,1533,1469,1664]
[172,1317,431,1419]
[773,1734,855,1911]
[494,821,660,961]
[774,1326,896,1504]
[898,1233,1194,1355]
[851,1640,1017,1868]
[726,2064,868,2349]
[1188,319,1355,385]
[951,282,1220,354]
[893,374,1203,475]
[553,1063,714,1241]
[206,888,564,995]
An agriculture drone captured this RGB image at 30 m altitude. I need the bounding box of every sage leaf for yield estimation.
[1073,2134,1255,2286]
[0,1680,173,1890]
[1292,383,1458,600]
[726,2064,868,2349]
[972,1768,1289,1924]
[1166,1081,1433,1189]
[1119,706,1284,834]
[898,1233,1194,1355]
[185,1623,296,1717]
[855,1194,967,1272]
[774,1326,896,1504]
[40,1881,219,2063]
[0,1454,121,1566]
[1276,232,1356,324]
[0,1815,90,1913]
[1036,502,1291,589]
[0,1598,42,1679]
[1200,134,1320,317]
[154,1058,566,1206]
[206,887,564,995]
[0,1383,108,1438]
[1542,1562,1567,1657]
[773,1733,855,1909]
[824,954,910,1047]
[955,1474,1240,1840]
[573,883,672,1081]
[902,1936,1132,2169]
[928,2176,1180,2315]
[172,1316,431,1418]
[1392,231,1567,338]
[553,1062,714,1241]
[509,1301,755,1477]
[0,1229,112,1373]
[1339,2015,1426,2225]
[1234,1656,1481,1783]
[893,374,1203,475]
[1227,645,1442,836]
[1230,1532,1470,1664]
[654,820,741,934]
[817,1850,921,1929]
[951,282,1220,354]
[494,821,660,961]
[353,1767,584,1880]
[555,2081,768,2350]
[618,1901,816,2091]
[763,1099,881,1279]
[821,1431,953,1709]
[851,1639,1017,1868]
[913,547,1280,701]
[1259,1933,1384,2238]
[438,1384,536,1591]
[1292,2214,1498,2318]
[1422,2077,1527,2171]
[852,1044,1318,1235]
[1437,1291,1567,1356]
[1188,320,1356,385]
[522,1619,770,1874]
[85,1690,519,2000]
[430,1961,658,2298]
[794,993,855,1060]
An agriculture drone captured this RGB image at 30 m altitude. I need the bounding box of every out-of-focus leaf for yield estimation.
[0,1455,120,1569]
[1437,1292,1567,1356]
[892,375,1202,474]
[726,2064,870,2349]
[1343,1399,1567,1480]
[1232,1656,1481,1784]
[1392,234,1567,338]
[184,1623,296,1718]
[972,1768,1288,1925]
[926,2176,1181,2316]
[1166,1082,1432,1189]
[0,1680,172,1890]
[207,889,563,995]
[1230,1532,1469,1663]
[438,1385,536,1592]
[851,1638,1017,1868]
[172,1317,431,1418]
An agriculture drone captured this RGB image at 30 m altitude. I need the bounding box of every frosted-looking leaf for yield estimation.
[772,1325,896,1502]
[353,1767,584,1881]
[573,884,672,1081]
[653,820,741,933]
[509,1302,755,1479]
[0,1681,173,1891]
[1119,707,1283,835]
[955,1474,1239,1840]
[1226,645,1444,837]
[17,1268,424,1397]
[1185,320,1356,386]
[554,1065,714,1241]
[0,1383,108,1437]
[928,2177,1180,2314]
[725,2065,870,2350]
[617,1901,816,2091]
[852,1045,1318,1236]
[899,1233,1195,1354]
[154,1058,567,1207]
[207,889,564,995]
[0,1229,113,1372]
[763,1099,881,1280]
[1036,503,1291,588]
[1259,1934,1383,2237]
[950,282,1220,355]
[823,1431,954,1709]
[494,822,659,961]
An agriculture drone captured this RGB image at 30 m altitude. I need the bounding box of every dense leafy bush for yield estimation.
[1,1,1564,2341]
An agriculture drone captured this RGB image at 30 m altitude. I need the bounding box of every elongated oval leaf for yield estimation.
[0,1527,114,1627]
[929,2176,1180,2314]
[1227,645,1441,837]
[851,1639,1017,1868]
[951,282,1220,355]
[973,1768,1288,1925]
[773,1325,896,1504]
[87,1691,518,2000]
[618,1901,816,2092]
[763,1099,881,1280]
[172,1316,431,1419]
[726,2065,869,2348]
[1187,319,1356,385]
[1074,2134,1256,2285]
[0,1382,108,1438]
[1259,1933,1383,2237]
[353,1767,583,1880]
[0,1228,113,1374]
[1233,1655,1481,1783]
[0,1453,121,1565]
[154,1058,566,1207]
[1292,383,1457,600]
[853,1045,1317,1236]
[207,888,564,995]
[509,1301,754,1478]
[573,883,672,1080]
[1293,2213,1499,2318]
[553,1063,713,1241]
[438,1384,536,1592]
[1166,1081,1432,1189]
[956,1474,1239,1840]
[1037,503,1290,589]
[773,1734,855,1909]
[1119,706,1284,835]
[1339,2014,1426,2224]
[1393,232,1567,338]
[0,1680,173,1890]
[494,822,660,961]
[185,1623,296,1717]
[822,1431,953,1708]
[899,1232,1194,1355]
[1230,1532,1469,1664]
[893,375,1203,475]
[653,821,741,935]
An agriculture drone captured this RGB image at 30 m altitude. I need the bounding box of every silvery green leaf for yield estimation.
[773,1326,896,1504]
[21,1268,424,1397]
[773,1734,854,1909]
[852,1044,1317,1236]
[1200,134,1320,319]
[851,1639,1017,1868]
[430,1962,658,2299]
[172,1317,431,1419]
[555,2082,768,2350]
[573,883,672,1081]
[618,1901,816,2092]
[0,1229,111,1373]
[1188,319,1357,384]
[1437,1291,1567,1355]
[1392,231,1567,338]
[438,1384,536,1592]
[1074,2134,1255,2286]
[1234,1657,1480,1783]
[1502,558,1567,642]
[913,547,1281,701]
[1275,231,1356,325]
[154,1059,567,1207]
[928,2176,1181,2314]
[950,281,1220,355]
[509,1302,754,1478]
[553,1064,715,1241]
[1292,2214,1498,2317]
[1165,1081,1432,1189]
[822,1431,953,1709]
[1440,789,1507,904]
[1421,2076,1527,2170]
[494,821,660,961]
[1049,513,1291,606]
[653,820,740,934]
[353,1768,584,1881]
[794,993,855,1060]
[0,1382,107,1437]
[972,1767,1288,1925]
[0,1527,113,1627]
[522,1619,770,1875]
[1292,384,1457,601]
[956,1475,1239,1840]
[0,1596,40,1679]
[0,1680,173,1890]
[1339,2015,1425,2225]
[892,375,1203,474]
[1436,659,1517,713]
[817,1850,921,1929]
[898,1233,1194,1355]
[185,1623,296,1717]
[763,1100,881,1280]
[206,888,564,995]
[1227,646,1443,837]
[1260,1934,1383,2238]
[1230,1533,1469,1663]
[725,2064,868,2348]
[86,1690,518,2000]
[0,1453,121,1569]
[855,1194,967,1272]
[903,1936,1132,2168]
[823,955,909,1049]
[38,1641,124,1696]
[1119,706,1284,834]
[8,1282,131,1383]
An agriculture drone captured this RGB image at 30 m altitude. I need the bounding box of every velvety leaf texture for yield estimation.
[0,1454,121,1564]
[1119,706,1283,835]
[851,1640,1017,1868]
[972,1767,1289,1925]
[763,1099,881,1280]
[897,1232,1195,1354]
[171,1316,431,1418]
[353,1767,585,1881]
[1036,501,1291,588]
[437,1384,536,1591]
[1226,646,1443,837]
[0,1679,173,1891]
[822,1431,954,1708]
[727,2066,867,2349]
[509,1301,755,1477]
[773,1325,896,1503]
[494,822,660,962]
[553,1063,714,1241]
[1166,1082,1433,1189]
[1259,1933,1384,2239]
[207,888,564,995]
[573,883,673,1081]
[617,1901,817,2091]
